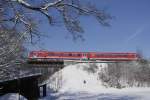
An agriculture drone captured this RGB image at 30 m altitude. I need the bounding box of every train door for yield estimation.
[82,53,88,60]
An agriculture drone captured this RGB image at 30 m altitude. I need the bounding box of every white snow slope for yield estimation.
[1,63,150,100]
[47,63,107,93]
[42,63,150,100]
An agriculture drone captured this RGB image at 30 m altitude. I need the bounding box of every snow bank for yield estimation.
[47,88,150,100]
[0,93,27,100]
[47,63,108,93]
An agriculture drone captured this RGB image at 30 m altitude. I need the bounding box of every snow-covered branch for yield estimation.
[6,0,112,40]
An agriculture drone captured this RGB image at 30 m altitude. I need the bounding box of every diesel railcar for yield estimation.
[28,51,140,61]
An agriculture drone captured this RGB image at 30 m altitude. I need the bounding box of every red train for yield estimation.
[28,51,140,62]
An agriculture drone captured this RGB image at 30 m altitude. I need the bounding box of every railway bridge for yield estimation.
[0,60,64,100]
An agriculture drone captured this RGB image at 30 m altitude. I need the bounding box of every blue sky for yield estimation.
[29,0,150,58]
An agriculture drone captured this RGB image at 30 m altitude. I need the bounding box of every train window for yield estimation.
[124,55,128,57]
[57,53,61,56]
[54,53,60,56]
[121,55,127,57]
[69,53,72,56]
[77,54,81,56]
[59,53,63,56]
[62,53,65,56]
[96,54,100,57]
[73,54,77,56]
[101,54,105,57]
[48,53,54,56]
[96,54,102,57]
[66,53,69,56]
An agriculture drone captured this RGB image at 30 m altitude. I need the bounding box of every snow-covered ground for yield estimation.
[1,88,150,100]
[1,63,150,100]
[41,88,150,100]
[41,63,150,100]
[0,93,27,100]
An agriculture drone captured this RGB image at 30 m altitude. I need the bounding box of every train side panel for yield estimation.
[28,51,140,61]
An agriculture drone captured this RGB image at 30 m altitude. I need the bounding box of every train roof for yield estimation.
[30,51,138,54]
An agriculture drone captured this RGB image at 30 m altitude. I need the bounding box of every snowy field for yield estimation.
[1,88,150,100]
[41,88,150,100]
[1,63,150,100]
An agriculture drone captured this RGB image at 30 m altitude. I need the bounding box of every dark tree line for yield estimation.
[99,61,150,88]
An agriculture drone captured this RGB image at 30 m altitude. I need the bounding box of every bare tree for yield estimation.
[0,0,112,81]
[99,61,150,88]
[0,27,25,80]
[0,0,112,41]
